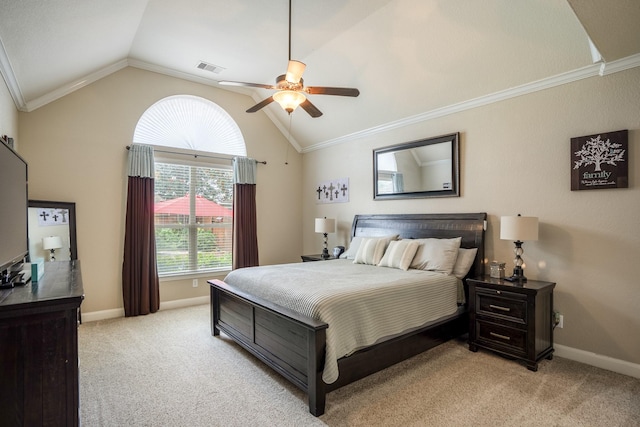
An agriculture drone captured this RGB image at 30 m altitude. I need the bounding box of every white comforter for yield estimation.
[222,259,462,384]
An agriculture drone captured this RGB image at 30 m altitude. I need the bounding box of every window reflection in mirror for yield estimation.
[28,200,77,262]
[374,133,459,199]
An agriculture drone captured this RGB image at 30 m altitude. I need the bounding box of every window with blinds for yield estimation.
[154,161,233,276]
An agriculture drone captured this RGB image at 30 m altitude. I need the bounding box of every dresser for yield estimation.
[0,261,84,426]
[467,276,555,371]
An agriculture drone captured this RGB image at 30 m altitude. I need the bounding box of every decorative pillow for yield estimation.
[341,234,398,260]
[452,248,478,279]
[377,240,421,271]
[340,236,363,259]
[409,237,462,274]
[353,237,393,266]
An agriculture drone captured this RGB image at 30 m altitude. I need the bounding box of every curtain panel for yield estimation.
[232,157,259,269]
[122,144,160,316]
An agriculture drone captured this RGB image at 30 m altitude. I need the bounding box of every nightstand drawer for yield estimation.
[476,290,527,323]
[476,320,527,355]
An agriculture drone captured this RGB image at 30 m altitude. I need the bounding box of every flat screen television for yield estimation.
[0,140,28,285]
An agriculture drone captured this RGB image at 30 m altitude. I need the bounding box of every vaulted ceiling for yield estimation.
[1,0,639,152]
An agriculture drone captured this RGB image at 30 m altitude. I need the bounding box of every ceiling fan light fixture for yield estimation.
[273,90,306,114]
[285,60,306,84]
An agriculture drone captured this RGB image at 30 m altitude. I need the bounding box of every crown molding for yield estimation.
[128,59,222,87]
[22,60,129,112]
[0,37,27,111]
[599,52,640,76]
[303,54,640,153]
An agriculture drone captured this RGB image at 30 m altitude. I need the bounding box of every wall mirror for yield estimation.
[28,200,77,262]
[374,133,460,200]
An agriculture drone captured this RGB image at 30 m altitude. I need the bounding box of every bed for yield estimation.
[208,213,486,416]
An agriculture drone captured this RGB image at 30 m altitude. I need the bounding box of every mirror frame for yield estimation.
[28,200,78,260]
[373,132,460,200]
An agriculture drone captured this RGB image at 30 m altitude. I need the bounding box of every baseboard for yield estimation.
[81,296,209,323]
[159,296,209,310]
[555,344,640,379]
[81,308,125,322]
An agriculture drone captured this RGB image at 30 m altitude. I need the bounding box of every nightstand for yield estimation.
[467,276,556,371]
[301,254,337,262]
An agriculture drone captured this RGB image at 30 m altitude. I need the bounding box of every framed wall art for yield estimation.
[571,129,628,191]
[316,178,349,204]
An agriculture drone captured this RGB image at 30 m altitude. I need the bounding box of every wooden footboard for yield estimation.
[210,278,467,416]
[209,279,329,416]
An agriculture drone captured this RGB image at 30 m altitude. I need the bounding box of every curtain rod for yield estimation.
[126,145,266,164]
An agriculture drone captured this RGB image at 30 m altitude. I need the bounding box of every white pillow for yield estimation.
[378,240,421,271]
[341,234,398,259]
[353,237,392,266]
[340,236,363,259]
[409,237,462,274]
[452,247,478,279]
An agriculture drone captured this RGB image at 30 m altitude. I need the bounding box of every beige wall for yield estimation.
[17,67,302,314]
[302,67,640,366]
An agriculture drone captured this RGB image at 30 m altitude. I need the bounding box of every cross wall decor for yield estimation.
[37,208,70,226]
[316,178,349,204]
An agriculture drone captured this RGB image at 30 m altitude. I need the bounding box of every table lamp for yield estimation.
[500,214,538,282]
[315,217,336,259]
[43,236,63,262]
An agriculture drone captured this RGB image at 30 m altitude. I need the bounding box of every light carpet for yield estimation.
[79,304,640,426]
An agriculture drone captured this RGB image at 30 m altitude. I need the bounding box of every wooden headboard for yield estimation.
[350,213,487,278]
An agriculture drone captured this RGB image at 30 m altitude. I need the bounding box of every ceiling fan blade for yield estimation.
[305,86,360,97]
[218,81,276,90]
[247,96,275,113]
[300,99,323,118]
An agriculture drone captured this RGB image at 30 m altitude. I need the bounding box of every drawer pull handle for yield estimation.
[489,304,511,312]
[490,332,511,341]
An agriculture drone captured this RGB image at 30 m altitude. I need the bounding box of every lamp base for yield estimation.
[321,232,330,259]
[504,267,527,283]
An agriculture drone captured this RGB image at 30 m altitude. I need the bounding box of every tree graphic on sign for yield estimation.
[573,135,625,172]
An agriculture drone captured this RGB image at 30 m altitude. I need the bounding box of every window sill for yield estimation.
[159,269,230,283]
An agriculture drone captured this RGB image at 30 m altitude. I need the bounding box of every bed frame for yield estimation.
[209,213,486,416]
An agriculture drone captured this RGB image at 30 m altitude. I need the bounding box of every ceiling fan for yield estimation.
[218,0,360,118]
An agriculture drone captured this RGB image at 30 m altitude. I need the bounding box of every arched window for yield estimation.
[133,95,246,156]
[133,95,245,276]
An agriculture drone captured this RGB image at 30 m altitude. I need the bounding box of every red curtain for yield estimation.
[232,183,259,269]
[122,176,160,316]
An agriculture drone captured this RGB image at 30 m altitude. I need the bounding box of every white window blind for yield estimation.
[154,161,233,276]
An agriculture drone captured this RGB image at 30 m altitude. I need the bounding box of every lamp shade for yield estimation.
[315,218,336,234]
[285,60,306,84]
[43,236,63,250]
[500,216,539,241]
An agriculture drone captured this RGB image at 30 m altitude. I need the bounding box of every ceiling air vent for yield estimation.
[196,61,225,74]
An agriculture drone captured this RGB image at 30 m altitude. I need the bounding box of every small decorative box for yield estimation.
[490,261,505,279]
[31,258,45,282]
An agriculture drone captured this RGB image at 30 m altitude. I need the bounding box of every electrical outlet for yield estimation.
[192,279,198,288]
[553,310,563,329]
